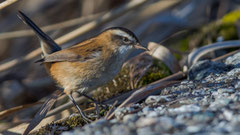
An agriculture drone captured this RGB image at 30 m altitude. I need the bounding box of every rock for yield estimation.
[186,125,203,133]
[227,68,240,76]
[225,52,240,67]
[136,127,156,135]
[188,60,233,80]
[218,88,235,94]
[136,117,158,128]
[168,104,201,115]
[234,81,240,89]
[114,105,139,120]
[111,125,132,135]
[145,95,173,105]
[123,114,139,123]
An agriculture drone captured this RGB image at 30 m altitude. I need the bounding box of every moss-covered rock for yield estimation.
[93,54,172,102]
[139,59,171,86]
[31,114,86,135]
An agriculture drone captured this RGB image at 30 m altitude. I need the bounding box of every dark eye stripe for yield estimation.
[122,37,131,43]
[112,34,133,45]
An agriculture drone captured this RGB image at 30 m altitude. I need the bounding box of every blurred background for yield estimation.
[1,0,240,133]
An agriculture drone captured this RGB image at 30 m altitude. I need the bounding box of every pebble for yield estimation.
[136,117,158,128]
[218,88,235,94]
[223,110,233,121]
[137,127,156,135]
[123,114,139,123]
[186,125,203,133]
[145,95,172,105]
[234,81,240,89]
[168,104,201,114]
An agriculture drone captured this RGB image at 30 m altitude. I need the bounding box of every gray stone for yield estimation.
[186,125,203,133]
[188,60,233,80]
[234,81,240,89]
[137,127,157,135]
[225,53,240,66]
[123,114,139,123]
[111,125,132,135]
[218,88,235,94]
[145,95,173,105]
[136,117,158,128]
[168,104,201,114]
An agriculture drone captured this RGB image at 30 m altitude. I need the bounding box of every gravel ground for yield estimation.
[62,52,240,135]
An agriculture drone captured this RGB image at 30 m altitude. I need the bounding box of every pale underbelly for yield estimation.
[60,61,123,94]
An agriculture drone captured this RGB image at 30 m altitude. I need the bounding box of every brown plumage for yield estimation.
[18,11,148,123]
[42,31,134,94]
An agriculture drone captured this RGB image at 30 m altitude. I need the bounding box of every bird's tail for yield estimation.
[23,90,63,135]
[18,11,61,56]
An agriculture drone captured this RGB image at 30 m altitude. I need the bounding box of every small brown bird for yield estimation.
[18,11,148,122]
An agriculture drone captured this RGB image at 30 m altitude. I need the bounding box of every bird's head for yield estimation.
[97,27,148,56]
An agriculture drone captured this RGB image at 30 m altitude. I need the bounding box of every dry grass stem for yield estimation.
[0,0,18,10]
[0,12,103,40]
[0,0,148,73]
[104,100,118,119]
[0,102,42,120]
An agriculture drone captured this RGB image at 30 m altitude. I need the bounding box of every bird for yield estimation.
[18,11,148,122]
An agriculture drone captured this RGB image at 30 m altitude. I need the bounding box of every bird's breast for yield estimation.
[49,54,126,93]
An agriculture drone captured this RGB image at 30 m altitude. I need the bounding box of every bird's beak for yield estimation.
[134,43,149,51]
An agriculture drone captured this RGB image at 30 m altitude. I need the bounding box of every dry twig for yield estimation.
[0,102,42,120]
[0,0,18,10]
[104,101,118,119]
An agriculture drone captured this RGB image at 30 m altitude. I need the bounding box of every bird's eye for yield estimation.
[122,37,131,44]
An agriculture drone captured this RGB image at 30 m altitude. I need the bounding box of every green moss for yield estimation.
[222,10,240,24]
[65,115,85,128]
[218,23,238,40]
[93,67,132,102]
[180,38,190,52]
[139,59,171,86]
[32,115,86,135]
[172,37,190,60]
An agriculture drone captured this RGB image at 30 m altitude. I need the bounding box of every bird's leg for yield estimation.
[78,92,104,118]
[81,93,108,109]
[67,93,92,123]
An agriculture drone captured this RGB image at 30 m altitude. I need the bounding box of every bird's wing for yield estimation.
[40,39,103,63]
[42,51,86,62]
